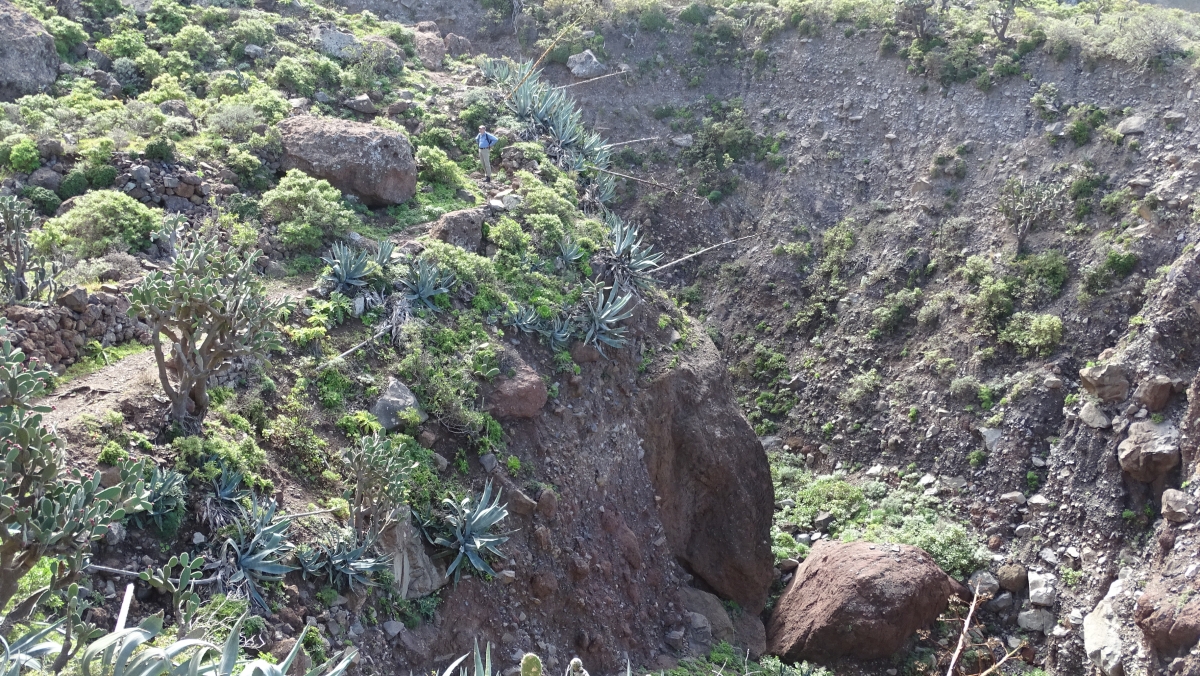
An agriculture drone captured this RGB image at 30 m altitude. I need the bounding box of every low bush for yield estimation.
[999,312,1064,356]
[260,169,359,251]
[34,190,160,259]
[8,139,40,173]
[416,145,464,187]
[57,170,89,199]
[21,186,61,216]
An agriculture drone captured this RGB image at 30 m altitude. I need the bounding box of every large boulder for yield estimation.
[277,116,417,206]
[1081,363,1130,403]
[1084,595,1125,676]
[1161,489,1193,523]
[429,207,486,252]
[640,340,774,613]
[0,0,59,102]
[1136,582,1200,657]
[414,29,444,70]
[1117,420,1180,483]
[1133,375,1173,412]
[378,505,447,599]
[313,22,362,59]
[680,587,735,643]
[371,377,427,430]
[766,541,957,662]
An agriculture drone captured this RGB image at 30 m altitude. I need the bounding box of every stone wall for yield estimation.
[3,287,151,373]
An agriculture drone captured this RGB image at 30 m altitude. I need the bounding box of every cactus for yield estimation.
[0,195,60,303]
[128,237,284,433]
[139,552,204,638]
[520,653,543,676]
[0,318,150,624]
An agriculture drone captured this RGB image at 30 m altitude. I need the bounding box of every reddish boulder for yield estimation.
[1136,582,1200,655]
[766,541,957,663]
[639,338,774,613]
[429,207,486,253]
[487,358,547,418]
[277,115,416,206]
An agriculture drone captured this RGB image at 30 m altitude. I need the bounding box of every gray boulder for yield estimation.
[370,377,427,430]
[680,587,735,643]
[567,49,606,78]
[1080,363,1130,403]
[0,0,59,102]
[28,167,60,191]
[1084,596,1125,676]
[313,23,362,60]
[342,94,377,114]
[414,30,444,70]
[428,207,486,252]
[1115,116,1146,136]
[1117,420,1180,483]
[1161,488,1192,523]
[277,115,417,206]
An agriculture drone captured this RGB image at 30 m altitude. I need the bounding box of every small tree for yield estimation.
[128,237,284,433]
[0,319,149,629]
[0,196,59,303]
[998,178,1060,252]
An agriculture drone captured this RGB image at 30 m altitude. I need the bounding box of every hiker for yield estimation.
[476,125,499,182]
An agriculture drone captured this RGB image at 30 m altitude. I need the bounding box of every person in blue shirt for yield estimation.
[476,125,498,182]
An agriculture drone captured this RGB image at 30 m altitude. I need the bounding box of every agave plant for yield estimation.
[132,466,187,534]
[506,306,540,334]
[323,531,391,590]
[200,464,249,530]
[398,257,455,312]
[435,480,509,581]
[603,213,663,291]
[81,614,355,676]
[558,235,584,264]
[583,282,634,354]
[294,544,326,581]
[545,315,573,351]
[373,240,396,269]
[1,621,62,676]
[217,500,297,609]
[322,242,371,294]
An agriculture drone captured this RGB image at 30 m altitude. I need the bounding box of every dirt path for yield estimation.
[43,351,162,437]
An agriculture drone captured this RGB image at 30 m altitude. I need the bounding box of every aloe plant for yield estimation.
[323,531,391,590]
[321,242,370,294]
[435,480,509,581]
[374,240,396,269]
[507,306,541,334]
[295,544,326,581]
[0,320,150,619]
[558,235,584,263]
[218,500,297,610]
[1,621,63,676]
[132,465,187,535]
[583,282,634,354]
[602,214,662,291]
[398,257,455,312]
[545,316,573,351]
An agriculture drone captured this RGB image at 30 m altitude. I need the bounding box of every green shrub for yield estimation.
[144,137,176,162]
[992,54,1020,77]
[640,6,670,31]
[44,16,88,56]
[999,312,1063,356]
[260,169,359,251]
[9,139,40,173]
[1100,188,1131,216]
[97,440,129,465]
[225,17,275,56]
[680,2,714,24]
[148,0,188,34]
[84,164,118,188]
[272,56,315,96]
[35,190,160,258]
[57,170,89,199]
[20,186,61,216]
[170,25,217,60]
[416,145,464,187]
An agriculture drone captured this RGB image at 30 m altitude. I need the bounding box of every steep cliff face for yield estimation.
[374,299,774,674]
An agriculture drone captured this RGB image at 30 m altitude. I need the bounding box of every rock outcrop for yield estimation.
[429,207,486,252]
[1084,594,1125,676]
[277,116,417,206]
[1117,420,1180,483]
[0,0,59,102]
[640,337,774,613]
[766,541,957,662]
[1136,582,1200,657]
[486,355,547,419]
[1080,363,1131,403]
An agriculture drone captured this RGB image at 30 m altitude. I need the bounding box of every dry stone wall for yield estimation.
[3,287,151,372]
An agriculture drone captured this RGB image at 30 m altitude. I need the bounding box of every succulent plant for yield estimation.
[294,543,326,581]
[218,500,297,610]
[435,480,509,581]
[582,282,634,354]
[139,552,204,638]
[200,464,249,530]
[507,306,541,334]
[545,315,573,351]
[342,432,419,532]
[558,235,584,263]
[374,239,396,269]
[398,257,455,312]
[602,213,662,291]
[1,620,63,676]
[81,614,355,676]
[323,531,391,590]
[322,242,371,294]
[519,653,542,676]
[132,465,187,535]
[0,196,60,303]
[1,317,151,615]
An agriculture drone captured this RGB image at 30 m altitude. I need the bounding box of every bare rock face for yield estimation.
[486,355,547,418]
[414,27,444,70]
[1117,420,1180,483]
[444,33,471,56]
[640,342,774,612]
[1081,363,1130,403]
[1134,374,1174,412]
[0,0,59,102]
[1136,582,1200,657]
[429,207,486,252]
[277,116,416,206]
[766,541,956,663]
